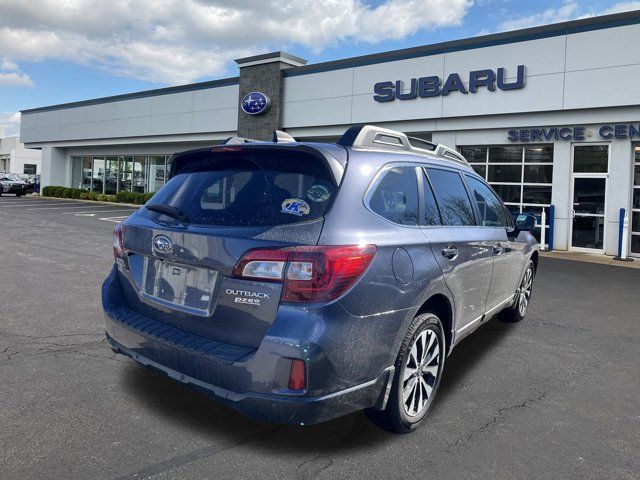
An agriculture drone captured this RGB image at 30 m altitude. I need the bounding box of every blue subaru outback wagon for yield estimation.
[103,125,538,433]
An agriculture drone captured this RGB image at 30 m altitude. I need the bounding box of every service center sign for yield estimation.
[373,65,526,102]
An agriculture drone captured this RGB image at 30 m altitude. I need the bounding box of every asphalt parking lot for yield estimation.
[1,195,639,480]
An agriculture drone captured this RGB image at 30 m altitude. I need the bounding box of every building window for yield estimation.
[23,164,37,175]
[631,144,640,256]
[70,154,171,194]
[460,144,554,244]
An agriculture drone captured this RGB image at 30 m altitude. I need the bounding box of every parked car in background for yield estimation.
[102,125,539,433]
[0,174,28,197]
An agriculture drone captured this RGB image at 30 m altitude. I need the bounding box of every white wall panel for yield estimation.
[192,108,237,132]
[150,112,192,135]
[116,97,153,119]
[193,85,239,111]
[564,64,640,109]
[283,69,354,102]
[282,97,352,128]
[150,92,194,116]
[351,92,442,124]
[444,36,566,77]
[59,108,85,125]
[84,120,118,139]
[442,73,565,117]
[566,24,640,71]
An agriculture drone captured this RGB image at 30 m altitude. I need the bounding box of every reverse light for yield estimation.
[112,223,125,260]
[233,244,376,303]
[288,359,306,391]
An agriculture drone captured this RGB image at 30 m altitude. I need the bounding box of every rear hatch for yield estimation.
[115,145,343,349]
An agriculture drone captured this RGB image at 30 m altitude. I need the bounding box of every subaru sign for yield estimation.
[241,92,270,115]
[373,65,526,102]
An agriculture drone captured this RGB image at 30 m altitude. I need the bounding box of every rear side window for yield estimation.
[369,167,419,225]
[145,150,336,226]
[465,175,509,227]
[425,168,475,226]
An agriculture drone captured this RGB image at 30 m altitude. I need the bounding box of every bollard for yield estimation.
[540,209,546,251]
[548,205,555,251]
[614,208,633,262]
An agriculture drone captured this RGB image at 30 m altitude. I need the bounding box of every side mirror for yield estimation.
[515,214,536,232]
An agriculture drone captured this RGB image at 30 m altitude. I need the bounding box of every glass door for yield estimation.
[104,156,119,195]
[570,144,609,253]
[570,177,607,251]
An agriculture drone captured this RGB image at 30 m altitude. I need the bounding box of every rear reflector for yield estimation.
[233,244,376,303]
[288,359,306,391]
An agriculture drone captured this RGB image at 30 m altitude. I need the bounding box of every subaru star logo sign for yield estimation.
[241,92,270,115]
[152,235,173,254]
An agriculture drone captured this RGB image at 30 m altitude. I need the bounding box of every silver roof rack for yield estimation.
[220,130,297,145]
[337,125,470,168]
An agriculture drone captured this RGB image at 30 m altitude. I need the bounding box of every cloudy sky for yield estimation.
[1,0,639,136]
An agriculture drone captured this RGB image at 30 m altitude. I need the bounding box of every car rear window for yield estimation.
[143,150,337,227]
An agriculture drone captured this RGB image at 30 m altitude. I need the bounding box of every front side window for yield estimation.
[465,175,509,227]
[369,166,419,226]
[425,168,475,226]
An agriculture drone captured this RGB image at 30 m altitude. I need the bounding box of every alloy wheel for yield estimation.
[402,329,440,417]
[518,267,533,317]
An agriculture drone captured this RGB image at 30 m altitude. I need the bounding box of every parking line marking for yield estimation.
[99,216,129,223]
[1,202,75,207]
[25,204,123,211]
[65,209,136,215]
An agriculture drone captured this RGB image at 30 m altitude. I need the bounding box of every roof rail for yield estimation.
[273,130,296,143]
[220,130,297,146]
[220,136,257,145]
[337,125,470,168]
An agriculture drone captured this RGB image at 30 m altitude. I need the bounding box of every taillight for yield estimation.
[288,359,306,391]
[112,223,125,260]
[233,244,376,303]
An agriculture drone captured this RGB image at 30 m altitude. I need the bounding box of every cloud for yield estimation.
[491,1,640,33]
[0,111,21,137]
[0,71,34,87]
[0,0,473,84]
[0,55,33,86]
[498,2,580,31]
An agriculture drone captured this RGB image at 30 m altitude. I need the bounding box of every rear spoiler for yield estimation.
[168,134,346,186]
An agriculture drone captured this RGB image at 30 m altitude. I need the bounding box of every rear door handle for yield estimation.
[441,246,459,260]
[493,243,504,255]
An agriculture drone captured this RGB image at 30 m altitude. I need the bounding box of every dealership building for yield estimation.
[19,10,640,257]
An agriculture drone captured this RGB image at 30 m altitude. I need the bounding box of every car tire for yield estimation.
[365,312,445,433]
[498,260,535,323]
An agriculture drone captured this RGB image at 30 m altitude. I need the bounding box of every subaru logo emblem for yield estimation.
[152,235,173,254]
[241,92,270,115]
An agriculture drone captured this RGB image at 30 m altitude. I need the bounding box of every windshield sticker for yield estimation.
[306,184,331,203]
[281,198,310,216]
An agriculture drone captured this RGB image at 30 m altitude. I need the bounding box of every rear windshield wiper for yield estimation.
[146,204,189,223]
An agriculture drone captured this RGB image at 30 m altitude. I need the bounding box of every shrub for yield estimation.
[41,186,155,205]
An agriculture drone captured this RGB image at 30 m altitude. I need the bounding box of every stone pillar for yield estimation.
[235,52,307,141]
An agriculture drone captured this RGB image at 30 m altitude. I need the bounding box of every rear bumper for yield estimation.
[102,267,395,425]
[106,330,393,425]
